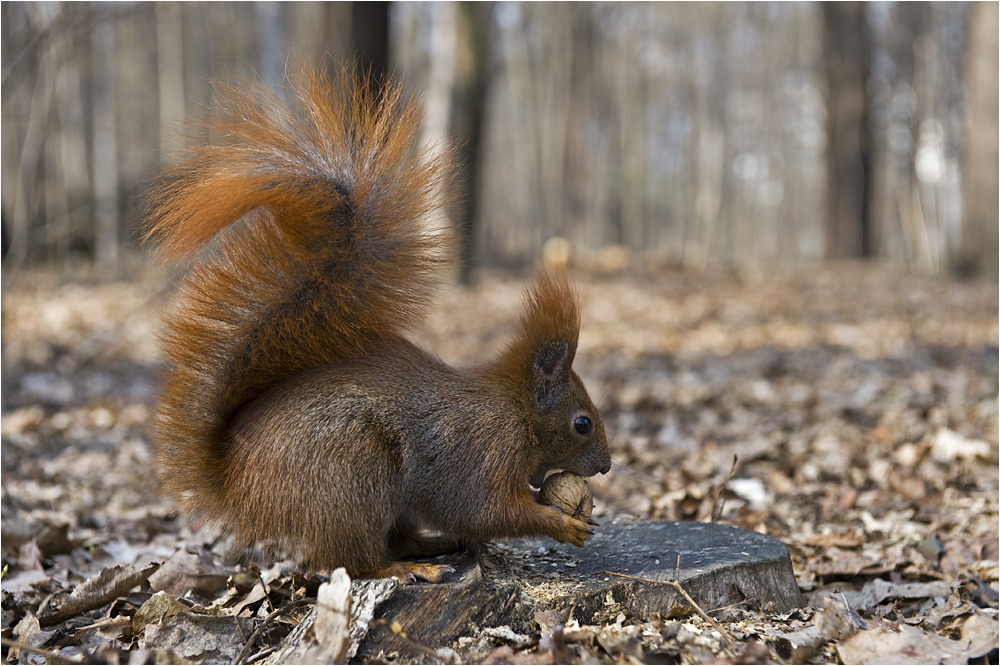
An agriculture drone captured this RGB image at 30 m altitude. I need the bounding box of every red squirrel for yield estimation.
[147,67,611,582]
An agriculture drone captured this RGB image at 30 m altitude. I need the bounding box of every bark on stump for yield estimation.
[354,517,802,660]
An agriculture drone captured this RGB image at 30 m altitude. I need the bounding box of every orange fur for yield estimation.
[148,66,610,577]
[148,67,451,515]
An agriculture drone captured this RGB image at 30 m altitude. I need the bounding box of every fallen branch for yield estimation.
[598,557,736,647]
[710,454,739,522]
[1,637,89,665]
[235,598,313,664]
[371,618,460,664]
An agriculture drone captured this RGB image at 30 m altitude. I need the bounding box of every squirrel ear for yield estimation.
[532,340,572,406]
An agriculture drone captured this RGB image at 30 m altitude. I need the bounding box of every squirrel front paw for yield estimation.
[560,514,594,547]
[542,506,593,547]
[537,474,595,546]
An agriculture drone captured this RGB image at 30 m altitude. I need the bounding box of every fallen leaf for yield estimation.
[955,612,1000,662]
[811,579,953,614]
[133,590,192,633]
[837,618,998,665]
[147,547,231,597]
[142,612,254,663]
[931,428,992,462]
[230,581,269,618]
[801,532,864,548]
[36,562,158,626]
[0,568,51,594]
[772,596,856,663]
[300,568,352,664]
[11,612,54,660]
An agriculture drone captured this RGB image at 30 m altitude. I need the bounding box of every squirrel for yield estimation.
[146,66,611,583]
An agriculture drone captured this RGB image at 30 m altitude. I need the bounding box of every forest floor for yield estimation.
[1,262,997,664]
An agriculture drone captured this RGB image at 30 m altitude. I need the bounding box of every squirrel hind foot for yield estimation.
[375,562,455,584]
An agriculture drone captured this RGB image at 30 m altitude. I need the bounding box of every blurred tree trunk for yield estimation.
[958,1,998,277]
[6,8,54,268]
[821,2,873,259]
[92,13,119,271]
[617,17,646,253]
[52,12,89,265]
[255,3,286,92]
[351,1,388,91]
[450,2,491,280]
[156,2,185,162]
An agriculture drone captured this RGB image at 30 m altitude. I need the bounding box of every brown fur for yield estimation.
[148,66,610,579]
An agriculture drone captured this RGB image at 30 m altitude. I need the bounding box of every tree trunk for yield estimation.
[822,2,873,259]
[958,2,999,277]
[351,1,389,92]
[450,2,491,280]
[92,13,119,271]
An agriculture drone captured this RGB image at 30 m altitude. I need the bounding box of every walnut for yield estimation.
[538,472,594,523]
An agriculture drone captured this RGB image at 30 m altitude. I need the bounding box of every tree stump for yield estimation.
[354,517,803,660]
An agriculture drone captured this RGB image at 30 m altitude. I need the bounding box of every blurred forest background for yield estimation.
[2,6,998,662]
[1,1,997,277]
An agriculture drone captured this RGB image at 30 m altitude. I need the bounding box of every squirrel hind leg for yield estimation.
[366,517,463,583]
[374,561,456,584]
[387,516,466,558]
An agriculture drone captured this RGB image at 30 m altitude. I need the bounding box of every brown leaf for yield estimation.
[837,616,998,665]
[11,612,55,660]
[810,579,954,614]
[132,590,192,634]
[299,568,352,664]
[0,568,51,594]
[147,547,231,597]
[772,596,856,663]
[808,547,896,577]
[142,612,254,663]
[37,562,158,627]
[801,532,864,548]
[480,645,555,664]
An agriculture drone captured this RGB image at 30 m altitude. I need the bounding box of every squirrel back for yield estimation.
[148,67,452,517]
[148,66,610,577]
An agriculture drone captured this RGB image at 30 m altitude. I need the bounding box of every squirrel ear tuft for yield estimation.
[532,340,572,407]
[503,270,581,406]
[533,340,570,381]
[517,271,581,353]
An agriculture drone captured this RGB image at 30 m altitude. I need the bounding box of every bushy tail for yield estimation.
[147,66,452,514]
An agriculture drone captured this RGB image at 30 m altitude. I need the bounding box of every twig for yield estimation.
[253,568,275,614]
[236,598,313,665]
[710,454,739,522]
[597,563,736,647]
[66,615,131,642]
[243,645,280,663]
[372,618,456,663]
[0,637,89,665]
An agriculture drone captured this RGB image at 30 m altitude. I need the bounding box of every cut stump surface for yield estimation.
[355,517,803,659]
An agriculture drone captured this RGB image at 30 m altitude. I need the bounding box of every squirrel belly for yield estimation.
[148,66,610,579]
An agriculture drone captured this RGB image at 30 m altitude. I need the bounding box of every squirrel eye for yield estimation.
[573,416,592,436]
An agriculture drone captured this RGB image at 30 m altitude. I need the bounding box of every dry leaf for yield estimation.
[299,568,352,664]
[36,563,158,626]
[147,547,231,597]
[837,617,998,665]
[931,428,992,462]
[143,613,254,663]
[132,591,192,634]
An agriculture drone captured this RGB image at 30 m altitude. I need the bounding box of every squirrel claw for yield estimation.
[561,515,594,547]
[380,562,455,584]
[410,563,455,583]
